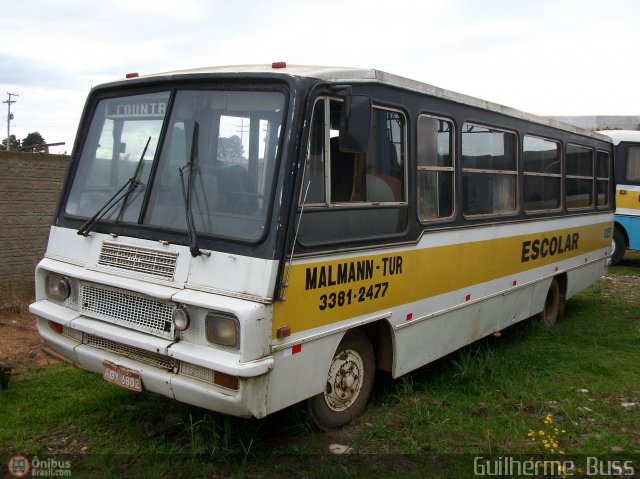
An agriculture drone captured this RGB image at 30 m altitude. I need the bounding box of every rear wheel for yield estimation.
[610,228,626,266]
[309,330,375,430]
[539,278,560,326]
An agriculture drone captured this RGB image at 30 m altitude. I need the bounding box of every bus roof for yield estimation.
[596,129,640,145]
[127,64,610,142]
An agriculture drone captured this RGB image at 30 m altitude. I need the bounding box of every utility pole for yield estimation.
[3,92,18,151]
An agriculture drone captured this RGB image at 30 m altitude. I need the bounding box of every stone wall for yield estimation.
[0,151,69,307]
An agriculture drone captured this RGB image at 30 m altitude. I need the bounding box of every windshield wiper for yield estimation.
[116,136,151,222]
[77,136,151,236]
[179,122,206,257]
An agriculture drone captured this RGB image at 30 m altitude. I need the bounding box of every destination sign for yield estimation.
[106,96,169,119]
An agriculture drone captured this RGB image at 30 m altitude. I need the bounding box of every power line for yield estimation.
[3,92,19,150]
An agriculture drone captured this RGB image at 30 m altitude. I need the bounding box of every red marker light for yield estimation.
[271,61,287,69]
[125,72,139,79]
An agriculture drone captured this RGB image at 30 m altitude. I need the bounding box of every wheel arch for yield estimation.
[555,272,568,317]
[359,319,394,373]
[614,220,629,245]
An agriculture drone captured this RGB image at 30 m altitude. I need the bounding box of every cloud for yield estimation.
[2,0,640,152]
[0,53,79,88]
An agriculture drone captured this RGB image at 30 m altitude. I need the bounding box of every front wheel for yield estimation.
[309,330,375,430]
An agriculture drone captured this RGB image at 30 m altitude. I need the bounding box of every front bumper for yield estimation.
[30,300,273,418]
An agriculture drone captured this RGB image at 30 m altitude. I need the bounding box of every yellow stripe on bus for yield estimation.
[272,222,611,338]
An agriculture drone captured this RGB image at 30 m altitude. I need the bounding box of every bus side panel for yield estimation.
[265,334,345,415]
[616,185,640,217]
[565,258,608,300]
[392,282,538,378]
[616,184,640,251]
[272,216,611,382]
[392,256,606,378]
[616,216,640,251]
[273,218,611,340]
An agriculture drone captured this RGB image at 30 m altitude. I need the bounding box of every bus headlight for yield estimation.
[205,312,240,348]
[172,305,190,331]
[45,273,71,301]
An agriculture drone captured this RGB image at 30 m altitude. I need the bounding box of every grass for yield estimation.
[1,252,639,477]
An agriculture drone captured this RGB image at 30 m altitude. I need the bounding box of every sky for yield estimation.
[1,0,639,154]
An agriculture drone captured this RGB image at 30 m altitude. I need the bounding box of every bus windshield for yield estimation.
[65,89,286,242]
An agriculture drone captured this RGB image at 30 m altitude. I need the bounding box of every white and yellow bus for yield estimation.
[598,130,640,264]
[31,64,614,429]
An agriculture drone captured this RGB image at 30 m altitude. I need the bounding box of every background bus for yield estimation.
[599,130,640,264]
[30,65,614,429]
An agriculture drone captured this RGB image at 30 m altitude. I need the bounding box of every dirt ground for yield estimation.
[0,308,57,375]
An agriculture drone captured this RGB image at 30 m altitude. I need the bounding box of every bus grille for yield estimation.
[79,282,174,339]
[85,334,176,370]
[98,241,178,280]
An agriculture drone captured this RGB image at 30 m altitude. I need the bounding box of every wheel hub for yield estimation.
[324,349,364,412]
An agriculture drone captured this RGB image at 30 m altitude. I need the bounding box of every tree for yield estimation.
[217,135,245,160]
[21,131,47,153]
[1,135,20,150]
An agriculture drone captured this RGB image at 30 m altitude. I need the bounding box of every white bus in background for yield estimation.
[598,130,640,264]
[31,64,614,429]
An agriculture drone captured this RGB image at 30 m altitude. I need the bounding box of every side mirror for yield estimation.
[339,94,372,153]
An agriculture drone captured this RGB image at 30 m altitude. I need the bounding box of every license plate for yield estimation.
[102,361,143,392]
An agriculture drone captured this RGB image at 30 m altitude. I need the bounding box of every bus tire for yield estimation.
[610,228,626,266]
[309,330,375,430]
[539,278,560,326]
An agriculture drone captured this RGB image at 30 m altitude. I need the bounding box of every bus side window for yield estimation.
[627,146,640,182]
[301,99,359,205]
[523,136,561,212]
[365,109,405,204]
[596,150,610,208]
[462,123,517,217]
[302,99,327,204]
[328,100,359,202]
[566,144,594,210]
[417,115,454,221]
[299,98,406,244]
